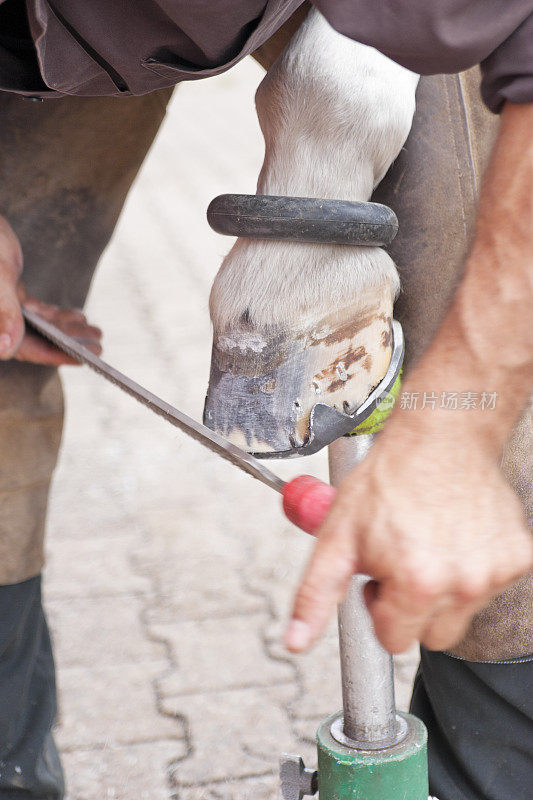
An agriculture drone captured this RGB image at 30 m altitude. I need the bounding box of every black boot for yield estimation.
[0,576,64,799]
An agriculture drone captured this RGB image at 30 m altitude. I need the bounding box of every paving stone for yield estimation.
[164,686,296,787]
[56,663,184,749]
[143,568,263,626]
[62,741,182,800]
[243,516,320,644]
[135,507,263,624]
[175,775,278,800]
[269,634,343,723]
[47,474,137,542]
[153,615,294,695]
[47,596,166,668]
[45,535,150,599]
[291,715,325,748]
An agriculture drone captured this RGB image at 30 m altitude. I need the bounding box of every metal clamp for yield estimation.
[279,755,318,800]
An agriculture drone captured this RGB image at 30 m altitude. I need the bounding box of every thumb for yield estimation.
[0,274,24,359]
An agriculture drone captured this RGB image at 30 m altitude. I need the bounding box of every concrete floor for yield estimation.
[44,58,419,800]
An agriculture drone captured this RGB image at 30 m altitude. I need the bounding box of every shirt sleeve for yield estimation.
[481,12,533,112]
[312,0,533,113]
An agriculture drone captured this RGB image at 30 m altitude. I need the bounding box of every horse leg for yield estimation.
[206,8,418,453]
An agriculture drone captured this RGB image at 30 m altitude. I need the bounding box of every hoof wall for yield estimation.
[204,300,393,457]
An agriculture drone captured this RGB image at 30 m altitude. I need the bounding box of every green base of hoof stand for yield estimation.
[317,711,428,800]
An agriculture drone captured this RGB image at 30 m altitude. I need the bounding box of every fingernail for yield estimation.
[0,334,12,355]
[284,619,311,651]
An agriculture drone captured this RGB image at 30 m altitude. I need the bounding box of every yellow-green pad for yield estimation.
[349,369,402,436]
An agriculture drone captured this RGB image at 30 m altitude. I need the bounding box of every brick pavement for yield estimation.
[43,58,419,800]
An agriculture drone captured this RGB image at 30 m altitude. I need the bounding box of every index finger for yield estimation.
[284,519,356,652]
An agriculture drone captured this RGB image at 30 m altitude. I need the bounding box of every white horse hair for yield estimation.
[210,9,419,332]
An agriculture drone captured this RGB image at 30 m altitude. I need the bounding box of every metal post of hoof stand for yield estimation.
[280,435,428,800]
[316,434,428,800]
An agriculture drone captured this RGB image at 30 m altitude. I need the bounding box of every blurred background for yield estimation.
[44,57,418,800]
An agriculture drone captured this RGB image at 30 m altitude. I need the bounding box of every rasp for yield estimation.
[22,306,335,533]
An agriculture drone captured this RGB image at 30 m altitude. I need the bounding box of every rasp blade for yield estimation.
[22,307,285,494]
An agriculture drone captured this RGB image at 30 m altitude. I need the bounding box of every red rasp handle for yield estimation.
[282,475,337,534]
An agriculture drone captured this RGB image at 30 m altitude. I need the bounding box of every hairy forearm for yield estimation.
[458,103,533,376]
[398,102,533,450]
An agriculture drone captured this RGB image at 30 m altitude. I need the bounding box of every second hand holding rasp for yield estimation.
[22,307,335,535]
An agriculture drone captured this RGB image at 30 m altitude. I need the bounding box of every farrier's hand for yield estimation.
[284,407,533,655]
[0,215,102,365]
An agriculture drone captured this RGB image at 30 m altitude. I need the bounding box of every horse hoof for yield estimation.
[203,293,393,456]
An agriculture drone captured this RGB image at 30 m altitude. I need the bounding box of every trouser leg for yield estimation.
[372,71,532,799]
[410,650,533,800]
[0,87,173,584]
[0,577,62,800]
[0,87,174,797]
[0,362,63,585]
